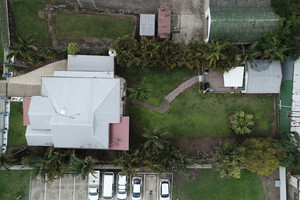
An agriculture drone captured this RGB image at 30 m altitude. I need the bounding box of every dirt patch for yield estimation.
[173,137,224,159]
[259,169,280,200]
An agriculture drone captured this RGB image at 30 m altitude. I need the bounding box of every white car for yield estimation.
[131,177,142,200]
[160,179,170,200]
[117,173,127,200]
[88,187,99,200]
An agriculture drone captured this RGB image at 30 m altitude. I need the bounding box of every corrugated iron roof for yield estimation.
[139,14,155,36]
[291,59,300,135]
[158,6,171,39]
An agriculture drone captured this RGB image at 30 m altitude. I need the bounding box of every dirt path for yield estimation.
[134,76,198,113]
[259,169,280,200]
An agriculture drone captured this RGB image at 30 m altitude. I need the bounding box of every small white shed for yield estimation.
[223,66,244,88]
[140,14,155,36]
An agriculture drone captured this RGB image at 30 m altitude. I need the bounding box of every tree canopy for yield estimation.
[240,138,286,176]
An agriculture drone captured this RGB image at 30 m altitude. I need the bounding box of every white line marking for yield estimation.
[44,175,47,200]
[73,175,76,200]
[59,177,62,200]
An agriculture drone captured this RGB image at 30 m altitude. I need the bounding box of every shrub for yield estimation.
[68,42,80,55]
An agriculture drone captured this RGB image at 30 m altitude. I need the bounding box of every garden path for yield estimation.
[134,76,198,113]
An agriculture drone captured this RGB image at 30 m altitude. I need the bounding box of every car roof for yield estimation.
[161,182,169,194]
[118,174,127,184]
[133,184,141,193]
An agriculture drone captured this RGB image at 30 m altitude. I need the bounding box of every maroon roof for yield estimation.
[109,116,130,151]
[23,98,31,126]
[158,6,171,39]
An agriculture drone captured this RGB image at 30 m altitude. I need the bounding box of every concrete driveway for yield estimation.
[0,60,67,97]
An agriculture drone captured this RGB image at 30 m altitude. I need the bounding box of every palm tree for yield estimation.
[6,33,38,63]
[68,152,97,180]
[203,39,229,68]
[228,111,254,135]
[128,86,150,102]
[142,129,169,151]
[239,42,262,67]
[0,153,15,170]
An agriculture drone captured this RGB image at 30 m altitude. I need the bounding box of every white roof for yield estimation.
[54,71,114,78]
[26,76,121,149]
[140,14,155,36]
[291,59,300,135]
[223,66,244,87]
[246,60,282,93]
[89,171,100,186]
[68,55,114,73]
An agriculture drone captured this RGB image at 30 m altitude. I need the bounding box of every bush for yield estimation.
[228,111,254,135]
[68,42,80,55]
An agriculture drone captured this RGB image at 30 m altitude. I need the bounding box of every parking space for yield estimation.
[30,172,172,200]
[30,174,88,200]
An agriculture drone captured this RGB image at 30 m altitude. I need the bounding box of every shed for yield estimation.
[223,66,244,87]
[242,60,282,94]
[209,0,279,43]
[290,59,300,135]
[158,6,171,39]
[139,14,155,37]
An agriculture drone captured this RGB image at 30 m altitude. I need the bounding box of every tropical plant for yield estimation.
[68,42,80,55]
[214,140,244,179]
[68,152,98,180]
[7,33,38,63]
[0,153,15,170]
[271,0,300,18]
[240,137,286,176]
[239,42,262,67]
[228,111,254,135]
[203,39,239,72]
[273,132,300,171]
[186,41,207,69]
[128,86,150,102]
[142,129,169,154]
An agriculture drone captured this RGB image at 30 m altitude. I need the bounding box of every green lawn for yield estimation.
[8,102,27,146]
[173,170,265,200]
[130,86,274,139]
[11,0,49,45]
[56,11,135,40]
[280,80,292,133]
[118,67,195,106]
[0,170,31,200]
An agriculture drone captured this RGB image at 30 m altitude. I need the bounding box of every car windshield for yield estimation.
[88,192,98,196]
[118,190,126,194]
[161,194,169,198]
[133,192,141,197]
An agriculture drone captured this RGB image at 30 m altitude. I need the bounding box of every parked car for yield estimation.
[160,179,170,200]
[103,172,114,199]
[88,170,100,200]
[117,173,127,200]
[131,177,142,200]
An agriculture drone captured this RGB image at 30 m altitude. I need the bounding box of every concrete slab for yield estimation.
[60,175,74,200]
[30,176,45,200]
[74,176,88,200]
[144,174,158,200]
[46,178,60,200]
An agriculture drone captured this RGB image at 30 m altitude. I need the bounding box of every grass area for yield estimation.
[0,170,31,200]
[130,86,274,139]
[280,80,292,133]
[8,102,27,146]
[56,11,135,40]
[173,170,265,200]
[118,67,195,106]
[11,0,49,45]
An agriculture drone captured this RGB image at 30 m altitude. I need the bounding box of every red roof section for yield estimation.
[109,116,130,151]
[23,98,31,125]
[158,6,171,39]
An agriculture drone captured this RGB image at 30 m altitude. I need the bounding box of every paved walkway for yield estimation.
[0,60,67,97]
[134,76,198,113]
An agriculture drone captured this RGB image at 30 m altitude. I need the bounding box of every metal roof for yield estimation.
[139,14,155,36]
[26,76,121,149]
[158,6,171,39]
[54,71,114,78]
[223,66,244,87]
[68,55,114,73]
[245,60,282,93]
[291,59,300,135]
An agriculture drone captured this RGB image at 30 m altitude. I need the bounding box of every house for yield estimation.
[23,55,129,150]
[288,174,300,200]
[242,60,282,94]
[208,0,279,43]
